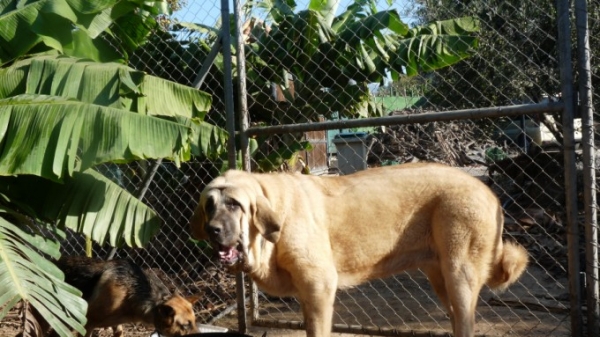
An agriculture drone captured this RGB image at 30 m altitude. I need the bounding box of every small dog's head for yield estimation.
[153,295,200,336]
[189,171,282,272]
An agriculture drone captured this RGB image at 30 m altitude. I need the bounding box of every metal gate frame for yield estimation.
[213,0,599,335]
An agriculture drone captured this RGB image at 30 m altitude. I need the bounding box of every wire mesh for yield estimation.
[247,119,573,336]
[55,0,596,336]
[236,1,575,335]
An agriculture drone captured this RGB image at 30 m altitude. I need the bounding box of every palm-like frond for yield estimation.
[394,17,480,76]
[0,217,87,337]
[0,94,193,181]
[0,56,212,118]
[172,116,228,159]
[0,0,168,64]
[0,169,161,248]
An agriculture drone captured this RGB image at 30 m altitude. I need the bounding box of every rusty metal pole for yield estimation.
[556,0,583,335]
[574,0,599,334]
[220,0,247,333]
[233,0,253,332]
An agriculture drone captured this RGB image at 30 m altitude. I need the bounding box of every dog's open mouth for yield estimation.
[216,244,242,266]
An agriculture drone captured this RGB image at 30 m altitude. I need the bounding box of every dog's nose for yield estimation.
[206,224,221,236]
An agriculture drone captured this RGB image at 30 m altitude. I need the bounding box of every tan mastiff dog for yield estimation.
[189,163,528,337]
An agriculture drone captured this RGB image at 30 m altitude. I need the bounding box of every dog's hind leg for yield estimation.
[442,261,483,337]
[423,267,455,332]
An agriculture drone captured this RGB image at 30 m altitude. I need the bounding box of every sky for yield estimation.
[172,0,418,27]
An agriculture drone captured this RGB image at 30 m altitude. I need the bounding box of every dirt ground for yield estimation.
[234,265,571,337]
[1,265,571,337]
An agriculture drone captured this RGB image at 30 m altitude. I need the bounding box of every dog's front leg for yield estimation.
[296,273,337,337]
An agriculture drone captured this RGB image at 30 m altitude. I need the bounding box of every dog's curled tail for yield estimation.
[487,241,529,291]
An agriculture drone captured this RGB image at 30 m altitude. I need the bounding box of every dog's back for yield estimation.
[57,256,171,314]
[55,256,108,300]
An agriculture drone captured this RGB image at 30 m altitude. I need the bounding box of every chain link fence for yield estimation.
[57,0,599,336]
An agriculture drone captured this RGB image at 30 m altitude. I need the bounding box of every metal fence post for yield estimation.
[575,0,599,334]
[221,0,238,170]
[233,0,253,331]
[220,0,247,333]
[557,0,583,335]
[234,0,251,172]
[193,33,223,90]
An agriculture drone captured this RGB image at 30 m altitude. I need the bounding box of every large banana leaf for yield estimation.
[0,169,161,247]
[0,94,192,181]
[0,0,57,64]
[172,116,228,159]
[337,10,409,46]
[0,216,87,337]
[255,140,313,172]
[139,75,212,119]
[309,0,340,26]
[334,15,478,80]
[257,9,335,82]
[0,0,168,64]
[394,17,480,77]
[112,0,170,47]
[0,56,212,118]
[248,0,479,118]
[256,5,479,86]
[0,0,114,64]
[395,34,479,77]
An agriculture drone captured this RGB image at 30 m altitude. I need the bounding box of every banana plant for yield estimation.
[0,58,226,336]
[0,55,227,337]
[0,1,226,334]
[0,0,170,65]
[0,216,87,337]
[245,0,480,119]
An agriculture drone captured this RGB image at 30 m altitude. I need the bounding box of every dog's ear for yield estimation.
[185,294,202,305]
[253,195,282,243]
[156,304,176,321]
[189,201,208,240]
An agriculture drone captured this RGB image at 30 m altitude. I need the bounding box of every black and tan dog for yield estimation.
[40,256,199,337]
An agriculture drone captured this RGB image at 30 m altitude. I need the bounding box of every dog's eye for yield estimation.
[225,199,241,211]
[205,196,216,216]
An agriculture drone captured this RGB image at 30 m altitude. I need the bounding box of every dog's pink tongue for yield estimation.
[219,246,237,260]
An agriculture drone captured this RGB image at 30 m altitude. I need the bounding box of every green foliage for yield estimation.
[0,94,193,180]
[130,0,478,172]
[245,0,479,119]
[485,147,508,163]
[415,0,559,109]
[0,2,226,336]
[255,140,313,172]
[0,0,169,65]
[397,17,479,76]
[224,0,478,171]
[0,170,162,247]
[0,56,212,118]
[0,56,227,336]
[0,217,87,336]
[171,116,228,159]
